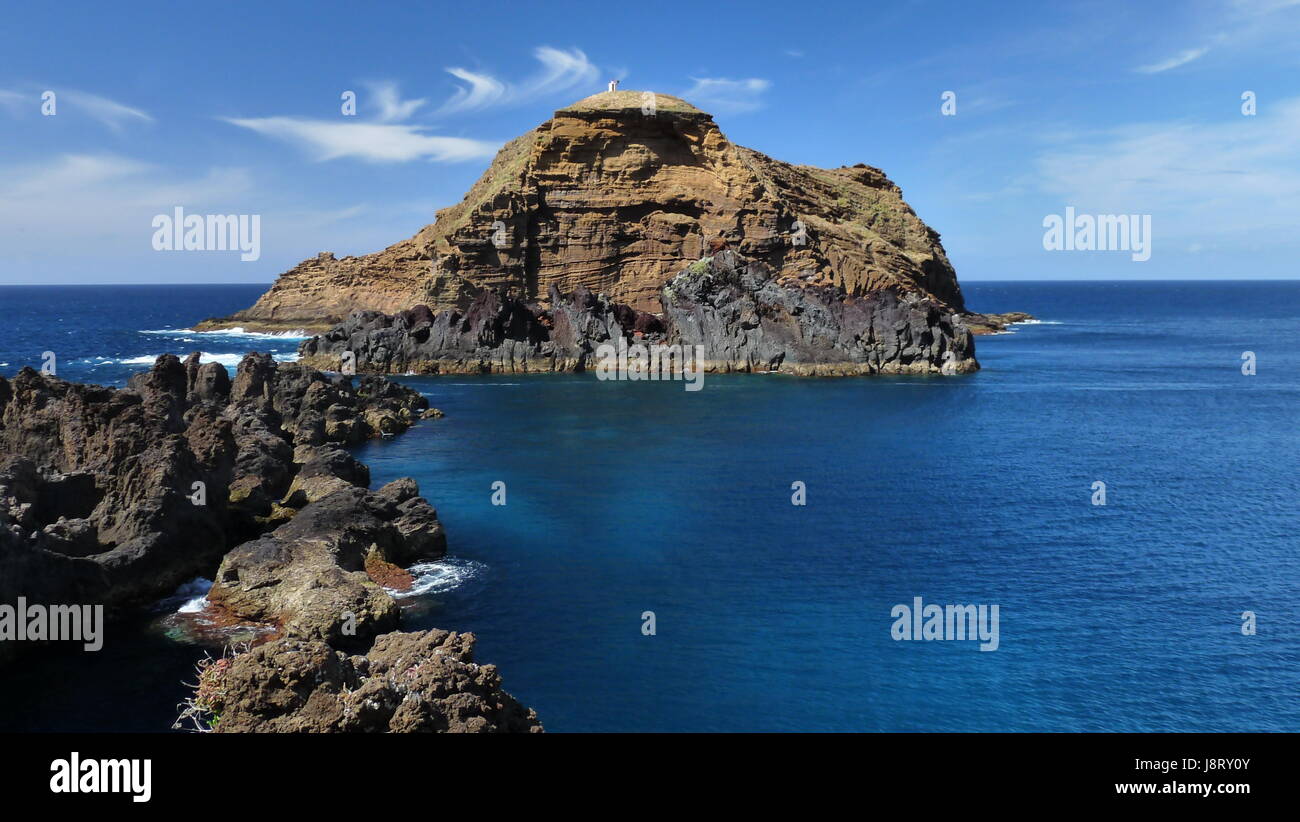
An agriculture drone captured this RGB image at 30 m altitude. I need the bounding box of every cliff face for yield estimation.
[298,249,976,376]
[198,91,966,332]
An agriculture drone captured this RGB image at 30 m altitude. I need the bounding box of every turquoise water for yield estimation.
[0,282,1297,731]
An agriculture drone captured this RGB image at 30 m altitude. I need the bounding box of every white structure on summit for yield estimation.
[607,79,619,92]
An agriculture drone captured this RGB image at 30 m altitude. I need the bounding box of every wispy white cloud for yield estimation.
[0,152,439,282]
[223,46,595,163]
[60,90,153,130]
[437,46,599,114]
[960,96,1017,116]
[1230,0,1300,13]
[367,81,426,123]
[438,68,508,114]
[223,116,500,163]
[681,77,770,114]
[0,89,24,114]
[0,153,253,270]
[0,88,152,130]
[1029,97,1300,245]
[1135,46,1210,73]
[2,154,152,198]
[525,46,601,98]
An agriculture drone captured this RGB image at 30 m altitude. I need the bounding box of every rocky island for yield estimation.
[199,91,1027,371]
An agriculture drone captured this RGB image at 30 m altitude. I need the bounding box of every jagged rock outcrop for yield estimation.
[0,354,429,661]
[2,356,542,731]
[959,311,1037,335]
[208,481,447,646]
[660,250,974,374]
[298,249,977,376]
[298,283,653,374]
[194,629,542,733]
[197,90,968,333]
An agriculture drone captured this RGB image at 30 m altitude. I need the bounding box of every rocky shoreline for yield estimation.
[298,249,981,377]
[960,311,1038,335]
[0,353,541,732]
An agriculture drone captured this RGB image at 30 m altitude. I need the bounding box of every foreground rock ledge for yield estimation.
[195,629,542,733]
[0,352,428,633]
[1,356,542,732]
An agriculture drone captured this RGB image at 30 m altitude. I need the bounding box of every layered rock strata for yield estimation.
[197,91,969,332]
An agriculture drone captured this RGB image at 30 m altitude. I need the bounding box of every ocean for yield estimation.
[0,281,1297,732]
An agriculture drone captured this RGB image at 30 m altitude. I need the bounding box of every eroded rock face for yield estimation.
[197,90,966,332]
[208,481,447,646]
[0,354,429,661]
[660,250,976,375]
[298,283,653,374]
[201,630,542,733]
[2,357,542,731]
[298,250,977,376]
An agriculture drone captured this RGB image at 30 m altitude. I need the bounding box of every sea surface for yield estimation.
[0,281,1297,732]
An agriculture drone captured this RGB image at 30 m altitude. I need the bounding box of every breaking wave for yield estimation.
[391,558,488,598]
[141,327,310,340]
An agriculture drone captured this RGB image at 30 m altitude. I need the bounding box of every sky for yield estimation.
[1,0,1297,285]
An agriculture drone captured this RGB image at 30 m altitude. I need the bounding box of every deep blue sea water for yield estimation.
[0,281,1297,732]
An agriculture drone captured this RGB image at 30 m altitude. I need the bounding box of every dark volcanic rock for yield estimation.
[0,362,235,627]
[0,354,430,662]
[298,284,648,374]
[198,629,542,733]
[3,354,542,732]
[298,250,978,376]
[660,250,976,375]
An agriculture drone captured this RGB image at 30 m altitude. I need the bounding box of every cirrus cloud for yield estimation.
[222,116,501,163]
[681,77,770,114]
[437,46,600,114]
[1135,46,1210,73]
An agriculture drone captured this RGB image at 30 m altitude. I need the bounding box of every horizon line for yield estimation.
[3,278,1300,287]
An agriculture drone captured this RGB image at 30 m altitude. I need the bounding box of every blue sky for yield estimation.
[1,0,1297,285]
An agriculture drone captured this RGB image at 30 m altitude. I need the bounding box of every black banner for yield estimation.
[2,733,1280,808]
